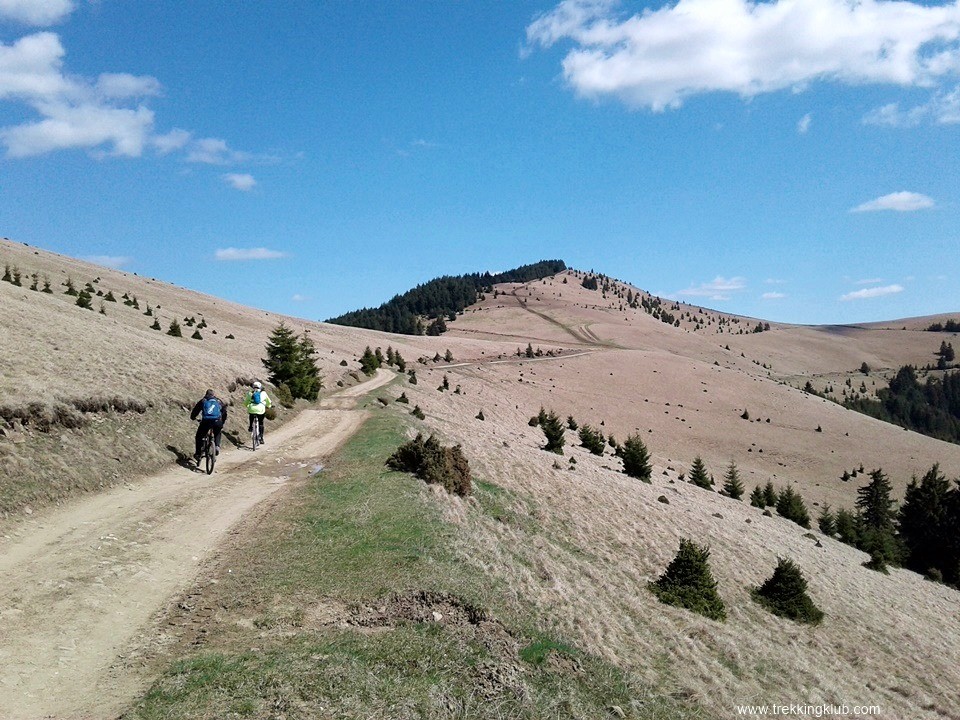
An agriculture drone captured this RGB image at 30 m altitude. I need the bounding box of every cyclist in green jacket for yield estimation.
[244,381,272,445]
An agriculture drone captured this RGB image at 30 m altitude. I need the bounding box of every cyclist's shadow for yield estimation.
[166,445,199,472]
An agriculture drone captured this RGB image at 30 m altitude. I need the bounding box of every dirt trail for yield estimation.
[0,370,393,720]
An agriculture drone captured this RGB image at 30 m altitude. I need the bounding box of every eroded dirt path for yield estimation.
[0,370,393,720]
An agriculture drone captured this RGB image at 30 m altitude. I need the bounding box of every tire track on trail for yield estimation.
[0,369,394,720]
[509,289,621,348]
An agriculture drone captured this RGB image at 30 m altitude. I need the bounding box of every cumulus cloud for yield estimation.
[0,32,161,156]
[222,173,256,191]
[83,254,132,269]
[215,247,287,261]
[840,284,904,300]
[526,0,960,111]
[0,32,267,163]
[0,0,74,26]
[676,276,746,301]
[761,291,786,299]
[797,113,812,134]
[851,191,935,212]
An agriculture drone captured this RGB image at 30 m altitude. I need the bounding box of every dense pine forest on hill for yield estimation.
[326,259,566,334]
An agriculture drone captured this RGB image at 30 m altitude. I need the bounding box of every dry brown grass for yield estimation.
[4,240,960,717]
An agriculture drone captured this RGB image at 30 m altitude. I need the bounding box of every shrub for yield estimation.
[621,433,652,482]
[150,319,161,331]
[476,410,484,421]
[167,319,182,337]
[191,329,203,340]
[75,290,93,310]
[274,383,295,408]
[386,433,471,496]
[578,425,606,455]
[649,539,726,621]
[751,558,824,624]
[396,392,409,404]
[411,405,425,419]
[408,370,418,385]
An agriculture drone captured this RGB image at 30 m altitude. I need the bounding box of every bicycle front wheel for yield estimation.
[251,425,259,451]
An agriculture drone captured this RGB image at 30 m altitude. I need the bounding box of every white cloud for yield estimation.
[83,254,132,269]
[527,0,960,111]
[187,137,249,165]
[855,277,884,285]
[151,128,191,154]
[840,284,904,300]
[676,275,746,301]
[2,103,154,157]
[215,247,287,261]
[851,191,935,213]
[291,293,309,302]
[761,291,786,299]
[0,33,267,163]
[797,113,812,134]
[0,0,73,26]
[864,85,960,126]
[0,32,161,157]
[222,173,256,191]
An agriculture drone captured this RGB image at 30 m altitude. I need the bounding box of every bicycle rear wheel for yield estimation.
[205,433,216,474]
[251,423,259,451]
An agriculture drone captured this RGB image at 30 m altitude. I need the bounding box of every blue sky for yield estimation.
[1,0,958,325]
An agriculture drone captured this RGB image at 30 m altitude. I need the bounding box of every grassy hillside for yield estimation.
[4,239,960,717]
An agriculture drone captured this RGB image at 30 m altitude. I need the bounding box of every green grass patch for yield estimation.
[126,412,707,720]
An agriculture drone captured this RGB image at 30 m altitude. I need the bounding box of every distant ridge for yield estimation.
[327,259,566,335]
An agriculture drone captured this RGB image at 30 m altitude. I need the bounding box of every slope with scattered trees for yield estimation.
[326,260,567,334]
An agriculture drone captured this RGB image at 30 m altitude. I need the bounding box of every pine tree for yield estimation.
[688,456,712,489]
[899,464,953,581]
[262,323,323,401]
[104,290,116,302]
[1,265,10,282]
[817,505,836,536]
[444,348,453,362]
[386,346,396,365]
[649,539,726,621]
[191,329,203,340]
[763,481,777,507]
[750,485,766,508]
[722,461,744,500]
[167,319,182,337]
[64,277,78,296]
[856,469,900,566]
[567,415,578,430]
[578,425,606,455]
[540,408,565,454]
[834,508,859,546]
[396,354,407,372]
[360,346,380,376]
[621,434,652,482]
[776,485,811,528]
[41,275,52,293]
[150,319,162,330]
[751,558,824,624]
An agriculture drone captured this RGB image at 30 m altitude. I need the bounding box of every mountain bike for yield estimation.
[200,426,216,474]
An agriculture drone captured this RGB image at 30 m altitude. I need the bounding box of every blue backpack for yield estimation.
[251,390,262,405]
[202,397,222,420]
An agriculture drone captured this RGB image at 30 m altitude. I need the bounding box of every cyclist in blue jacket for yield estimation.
[190,389,227,464]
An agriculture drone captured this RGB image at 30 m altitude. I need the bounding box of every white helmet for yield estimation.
[253,381,262,389]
